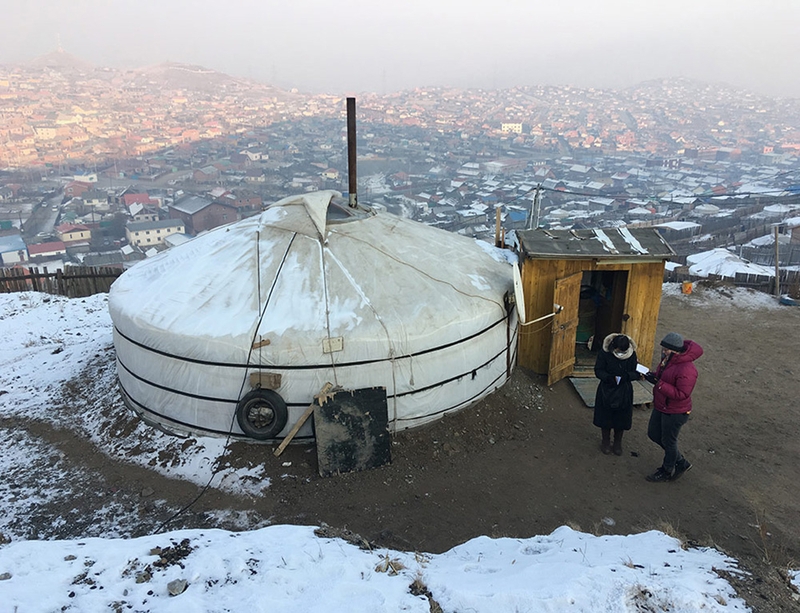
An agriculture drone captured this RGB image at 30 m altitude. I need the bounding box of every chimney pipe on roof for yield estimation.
[346,97,357,208]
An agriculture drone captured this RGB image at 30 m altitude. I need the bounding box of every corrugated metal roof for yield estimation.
[0,234,27,253]
[170,195,213,215]
[517,227,674,260]
[127,219,185,232]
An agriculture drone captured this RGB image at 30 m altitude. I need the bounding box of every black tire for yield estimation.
[236,389,288,440]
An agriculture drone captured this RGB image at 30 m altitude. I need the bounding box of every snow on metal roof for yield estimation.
[517,227,673,259]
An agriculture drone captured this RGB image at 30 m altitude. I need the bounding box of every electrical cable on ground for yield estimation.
[147,229,295,536]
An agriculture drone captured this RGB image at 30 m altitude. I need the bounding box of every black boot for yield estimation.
[601,428,611,455]
[612,429,624,456]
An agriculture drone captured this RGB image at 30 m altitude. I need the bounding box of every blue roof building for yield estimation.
[0,234,29,265]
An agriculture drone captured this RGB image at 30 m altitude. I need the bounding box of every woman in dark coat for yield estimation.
[593,333,641,455]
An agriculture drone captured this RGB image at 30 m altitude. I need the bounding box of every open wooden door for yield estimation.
[548,272,582,385]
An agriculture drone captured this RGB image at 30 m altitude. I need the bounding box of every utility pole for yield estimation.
[528,184,542,230]
[774,225,780,299]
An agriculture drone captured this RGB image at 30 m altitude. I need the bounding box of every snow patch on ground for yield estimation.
[0,292,269,499]
[790,569,800,592]
[0,525,751,613]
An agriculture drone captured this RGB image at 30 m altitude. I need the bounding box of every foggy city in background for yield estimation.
[2,0,799,97]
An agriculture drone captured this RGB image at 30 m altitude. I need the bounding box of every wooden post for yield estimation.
[273,382,333,457]
[494,206,502,247]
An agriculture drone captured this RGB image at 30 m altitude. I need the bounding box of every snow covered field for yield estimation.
[0,524,750,612]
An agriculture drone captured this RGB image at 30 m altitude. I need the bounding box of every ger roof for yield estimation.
[517,227,674,260]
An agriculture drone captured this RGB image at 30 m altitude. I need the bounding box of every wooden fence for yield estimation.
[4,262,798,301]
[0,266,123,298]
[664,267,800,298]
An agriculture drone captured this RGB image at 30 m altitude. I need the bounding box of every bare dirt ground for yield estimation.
[6,282,800,611]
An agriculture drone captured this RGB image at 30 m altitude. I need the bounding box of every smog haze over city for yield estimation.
[2,0,799,97]
[2,0,800,258]
[5,3,800,611]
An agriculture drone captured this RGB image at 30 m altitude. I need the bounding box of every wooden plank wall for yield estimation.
[518,258,665,375]
[607,261,664,371]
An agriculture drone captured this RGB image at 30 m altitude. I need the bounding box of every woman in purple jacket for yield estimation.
[643,332,704,482]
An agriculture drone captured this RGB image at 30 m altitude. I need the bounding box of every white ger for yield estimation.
[108,191,518,442]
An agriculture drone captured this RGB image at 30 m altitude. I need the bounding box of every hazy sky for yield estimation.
[3,0,799,98]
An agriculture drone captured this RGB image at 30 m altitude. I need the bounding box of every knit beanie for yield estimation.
[660,332,684,352]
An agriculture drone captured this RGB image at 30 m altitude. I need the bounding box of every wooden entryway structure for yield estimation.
[515,228,674,385]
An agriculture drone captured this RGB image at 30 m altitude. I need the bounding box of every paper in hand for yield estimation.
[636,363,649,374]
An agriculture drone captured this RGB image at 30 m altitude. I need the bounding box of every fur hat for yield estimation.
[660,332,684,352]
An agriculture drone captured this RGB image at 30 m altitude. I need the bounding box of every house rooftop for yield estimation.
[127,219,185,232]
[517,227,674,260]
[170,195,214,215]
[28,241,66,255]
